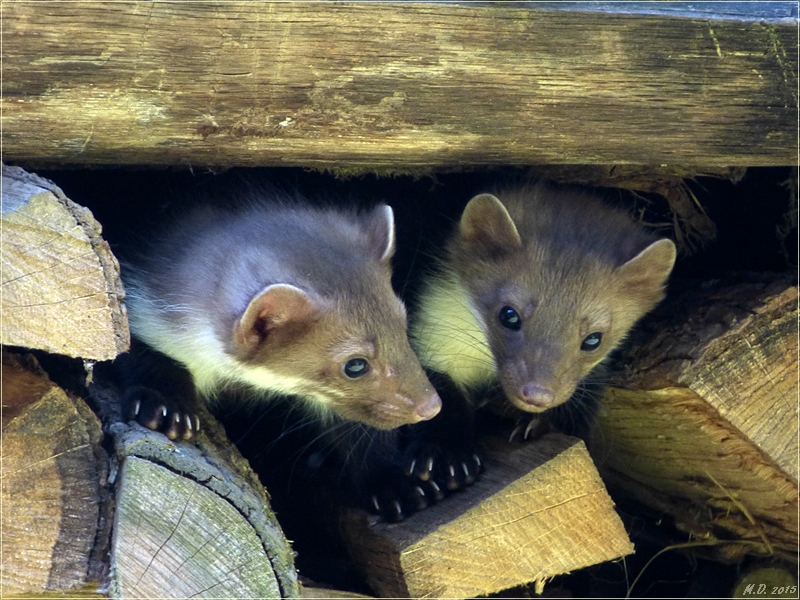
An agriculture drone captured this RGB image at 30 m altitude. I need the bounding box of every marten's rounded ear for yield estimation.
[363,204,396,263]
[459,193,522,251]
[615,238,677,291]
[234,284,321,351]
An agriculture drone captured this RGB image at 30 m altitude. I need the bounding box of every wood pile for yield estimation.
[1,2,796,597]
[593,275,798,561]
[0,166,633,598]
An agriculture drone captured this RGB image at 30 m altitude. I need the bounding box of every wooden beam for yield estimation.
[593,276,798,560]
[341,433,633,599]
[1,2,796,171]
[1,165,129,361]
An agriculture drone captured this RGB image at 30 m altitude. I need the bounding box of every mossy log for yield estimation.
[1,3,796,171]
[1,164,129,361]
[593,275,798,561]
[341,433,633,599]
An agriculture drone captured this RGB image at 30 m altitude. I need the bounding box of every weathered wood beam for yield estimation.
[1,165,129,361]
[1,3,796,171]
[592,275,798,560]
[341,433,633,599]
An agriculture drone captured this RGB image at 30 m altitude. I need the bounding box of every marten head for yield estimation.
[446,184,676,413]
[227,205,441,430]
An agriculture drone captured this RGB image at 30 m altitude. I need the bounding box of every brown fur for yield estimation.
[125,197,441,430]
[415,182,676,413]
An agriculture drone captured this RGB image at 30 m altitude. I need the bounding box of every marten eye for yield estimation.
[581,332,603,351]
[498,306,522,331]
[343,358,370,378]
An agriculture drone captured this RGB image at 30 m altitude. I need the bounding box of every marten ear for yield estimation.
[234,284,322,351]
[459,193,522,252]
[615,238,677,294]
[363,204,396,263]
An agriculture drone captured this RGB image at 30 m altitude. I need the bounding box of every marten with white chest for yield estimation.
[405,182,676,493]
[118,192,441,442]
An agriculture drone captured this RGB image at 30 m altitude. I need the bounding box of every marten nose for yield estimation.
[521,383,555,408]
[414,393,442,421]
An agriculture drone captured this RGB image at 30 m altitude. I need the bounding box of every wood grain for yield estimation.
[113,457,281,598]
[1,3,796,171]
[593,276,799,559]
[0,353,107,596]
[1,165,128,360]
[105,407,300,599]
[342,433,633,599]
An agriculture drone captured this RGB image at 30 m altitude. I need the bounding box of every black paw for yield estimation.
[508,412,552,443]
[404,442,483,493]
[123,386,200,441]
[365,468,446,523]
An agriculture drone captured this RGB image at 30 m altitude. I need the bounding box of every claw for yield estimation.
[392,500,403,521]
[461,462,470,477]
[509,424,523,443]
[407,459,417,477]
[413,486,428,510]
[429,480,444,501]
[472,454,482,470]
[524,418,538,440]
[371,495,380,512]
[133,400,141,417]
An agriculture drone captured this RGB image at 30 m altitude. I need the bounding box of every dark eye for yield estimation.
[498,305,522,331]
[343,358,370,378]
[581,332,603,351]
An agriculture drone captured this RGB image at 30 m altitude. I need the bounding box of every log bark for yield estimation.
[1,164,129,361]
[0,352,299,598]
[0,352,109,597]
[1,3,796,171]
[101,388,300,599]
[341,433,633,599]
[592,275,798,561]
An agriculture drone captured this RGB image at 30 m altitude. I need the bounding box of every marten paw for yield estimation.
[508,413,552,443]
[405,442,484,493]
[123,386,200,441]
[365,469,445,523]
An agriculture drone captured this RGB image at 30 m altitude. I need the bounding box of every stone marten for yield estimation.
[407,182,676,492]
[118,192,441,441]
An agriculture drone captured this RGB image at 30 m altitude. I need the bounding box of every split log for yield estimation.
[1,164,128,361]
[0,352,299,598]
[342,433,633,599]
[0,352,109,597]
[100,385,300,599]
[1,3,796,171]
[592,275,798,560]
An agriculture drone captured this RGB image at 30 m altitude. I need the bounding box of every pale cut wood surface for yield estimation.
[103,398,300,599]
[593,276,798,560]
[0,353,107,596]
[113,456,281,599]
[1,2,796,171]
[343,433,633,599]
[1,165,128,360]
